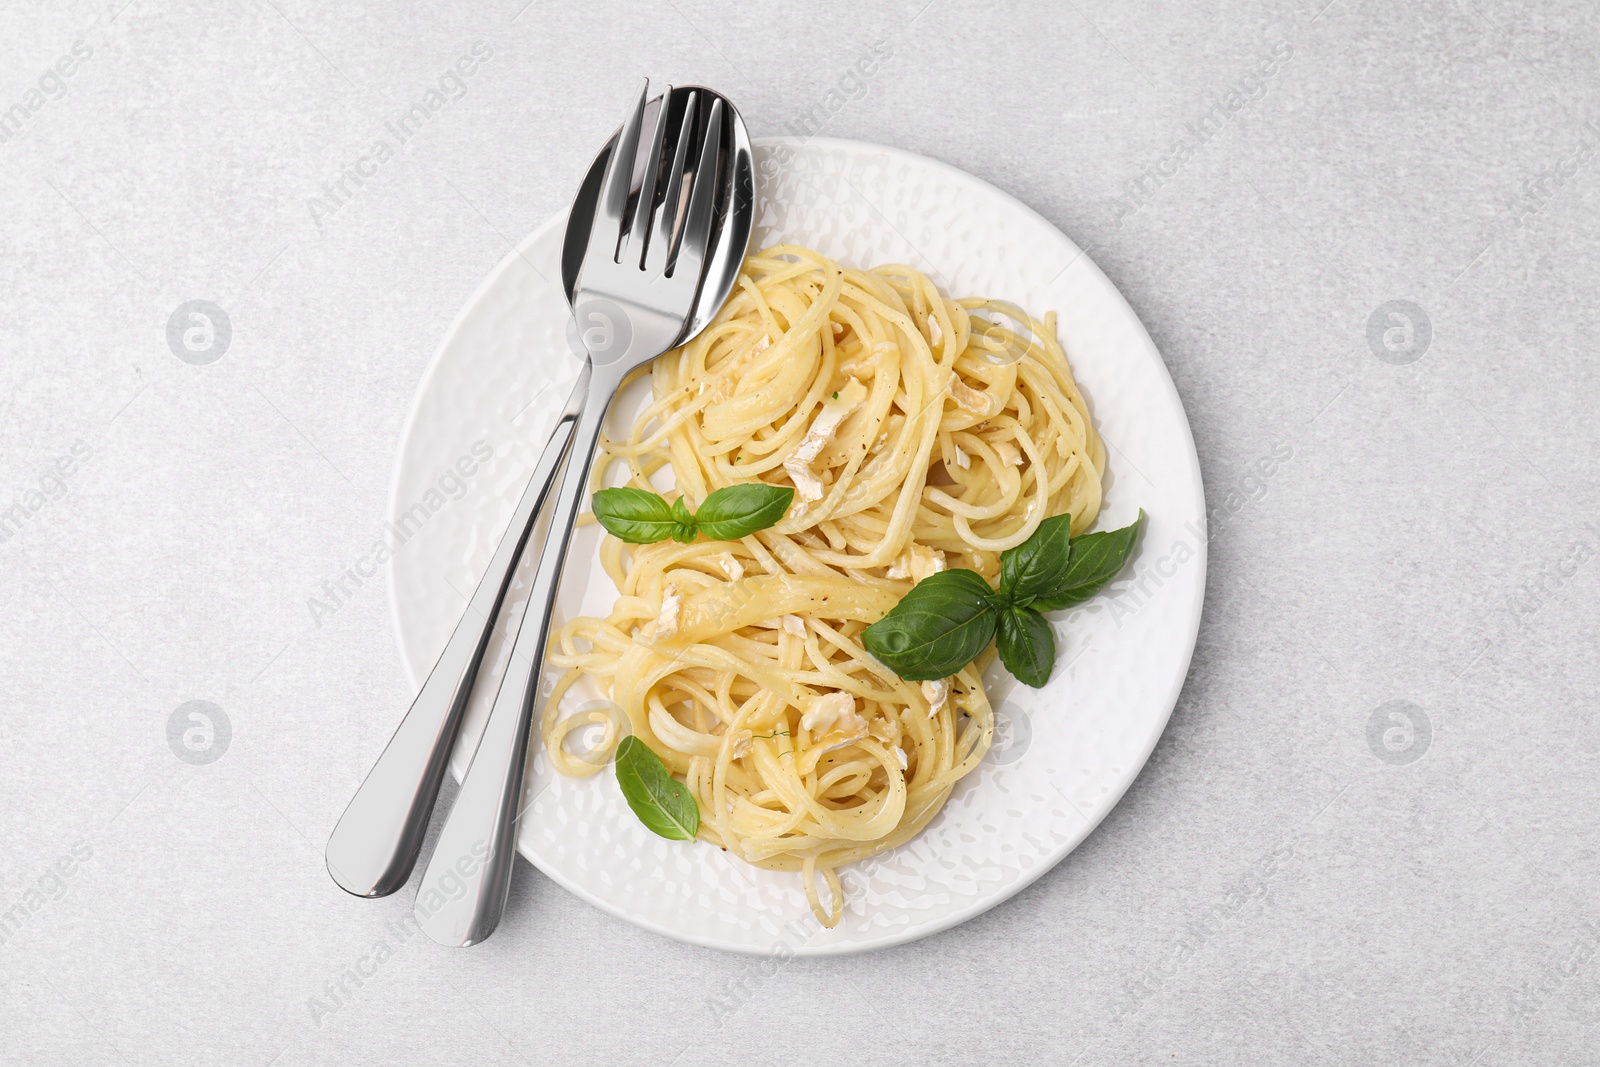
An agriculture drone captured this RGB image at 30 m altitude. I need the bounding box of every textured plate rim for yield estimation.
[385,136,1205,956]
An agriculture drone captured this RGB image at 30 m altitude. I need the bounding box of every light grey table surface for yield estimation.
[3,1,1597,1064]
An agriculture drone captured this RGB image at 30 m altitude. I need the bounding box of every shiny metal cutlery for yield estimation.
[412,81,753,946]
[326,83,750,906]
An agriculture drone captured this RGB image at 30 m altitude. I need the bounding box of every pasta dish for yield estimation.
[541,243,1106,926]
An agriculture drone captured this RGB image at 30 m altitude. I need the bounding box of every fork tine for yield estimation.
[624,85,673,267]
[671,96,723,281]
[645,90,698,275]
[586,78,649,266]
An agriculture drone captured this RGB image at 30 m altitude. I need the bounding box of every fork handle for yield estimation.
[414,358,624,946]
[325,363,591,898]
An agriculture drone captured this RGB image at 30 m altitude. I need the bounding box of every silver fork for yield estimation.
[413,82,751,946]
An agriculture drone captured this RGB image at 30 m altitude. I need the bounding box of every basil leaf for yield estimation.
[1032,510,1145,612]
[694,483,795,541]
[862,569,999,681]
[997,607,1054,688]
[592,488,679,544]
[614,735,699,841]
[998,512,1075,606]
[670,496,698,543]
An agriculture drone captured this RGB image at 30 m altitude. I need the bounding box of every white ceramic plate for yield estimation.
[386,138,1205,955]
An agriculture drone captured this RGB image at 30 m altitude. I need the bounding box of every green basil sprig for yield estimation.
[862,510,1144,689]
[592,483,794,545]
[614,735,700,840]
